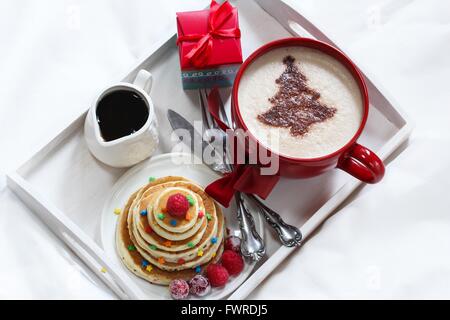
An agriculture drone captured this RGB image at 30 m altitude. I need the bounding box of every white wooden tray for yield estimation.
[6,0,412,300]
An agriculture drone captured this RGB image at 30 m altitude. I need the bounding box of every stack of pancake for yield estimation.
[116,176,225,285]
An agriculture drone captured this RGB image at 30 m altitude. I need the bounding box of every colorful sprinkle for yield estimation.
[145,226,153,234]
[128,245,136,251]
[186,194,196,206]
[163,241,172,247]
[198,211,205,218]
[206,213,212,221]
[158,257,166,264]
[212,252,217,258]
[197,250,204,257]
[114,208,121,215]
[140,209,148,216]
[101,267,107,273]
[141,260,149,268]
[195,266,201,273]
[148,177,156,182]
[170,219,177,227]
[178,258,185,265]
[158,213,165,220]
[185,210,194,221]
[146,265,153,272]
[161,207,168,213]
[187,242,194,248]
[211,237,218,244]
[149,244,157,250]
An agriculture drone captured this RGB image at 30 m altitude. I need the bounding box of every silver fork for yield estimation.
[199,89,266,261]
[202,89,303,248]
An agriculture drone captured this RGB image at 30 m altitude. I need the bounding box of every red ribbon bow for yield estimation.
[204,89,280,207]
[177,0,241,68]
[206,164,280,208]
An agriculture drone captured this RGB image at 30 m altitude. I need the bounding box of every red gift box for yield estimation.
[176,1,243,90]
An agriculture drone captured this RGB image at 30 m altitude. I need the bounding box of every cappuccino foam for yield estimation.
[238,46,363,159]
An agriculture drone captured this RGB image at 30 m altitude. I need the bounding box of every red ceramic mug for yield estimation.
[231,38,385,183]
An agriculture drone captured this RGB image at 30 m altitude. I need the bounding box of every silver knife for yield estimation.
[167,109,229,175]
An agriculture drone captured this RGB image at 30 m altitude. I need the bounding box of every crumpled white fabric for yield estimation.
[1,0,449,299]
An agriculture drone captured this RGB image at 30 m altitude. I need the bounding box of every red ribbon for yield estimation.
[176,1,241,68]
[206,164,280,208]
[204,88,280,207]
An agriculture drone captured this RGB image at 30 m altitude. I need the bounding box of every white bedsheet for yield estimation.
[1,0,449,299]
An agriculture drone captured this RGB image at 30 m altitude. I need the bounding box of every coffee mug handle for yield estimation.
[133,69,153,94]
[337,143,385,183]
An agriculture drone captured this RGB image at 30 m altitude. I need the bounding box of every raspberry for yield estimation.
[166,193,189,218]
[169,279,189,300]
[224,236,241,253]
[206,264,229,287]
[221,250,244,275]
[189,275,211,297]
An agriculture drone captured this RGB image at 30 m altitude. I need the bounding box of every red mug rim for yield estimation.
[232,37,369,163]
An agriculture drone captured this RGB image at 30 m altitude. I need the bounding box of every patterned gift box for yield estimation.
[176,1,243,90]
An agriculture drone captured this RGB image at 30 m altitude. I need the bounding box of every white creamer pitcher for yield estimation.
[84,69,159,168]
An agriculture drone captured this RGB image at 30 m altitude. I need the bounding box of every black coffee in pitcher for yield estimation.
[96,89,149,142]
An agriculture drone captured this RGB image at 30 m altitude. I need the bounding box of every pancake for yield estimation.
[152,187,200,233]
[116,176,225,285]
[138,182,206,241]
[137,191,206,250]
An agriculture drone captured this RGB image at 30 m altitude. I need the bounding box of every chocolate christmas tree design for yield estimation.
[258,55,336,136]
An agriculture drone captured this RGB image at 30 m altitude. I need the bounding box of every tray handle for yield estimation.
[256,0,338,45]
[6,173,148,300]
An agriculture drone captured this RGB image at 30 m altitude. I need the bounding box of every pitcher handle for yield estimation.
[133,69,153,94]
[337,143,385,183]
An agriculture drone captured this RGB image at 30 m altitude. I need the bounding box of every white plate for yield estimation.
[100,152,264,300]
